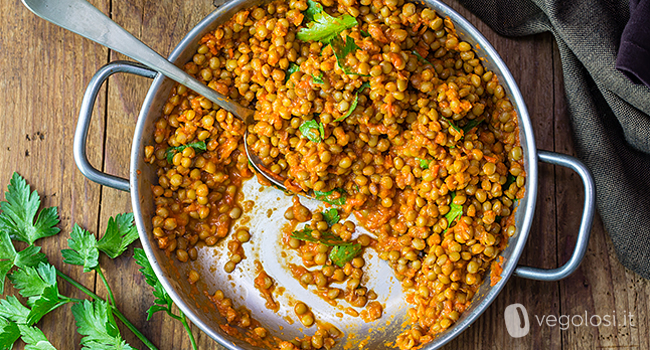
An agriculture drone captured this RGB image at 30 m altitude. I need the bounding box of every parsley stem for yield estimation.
[179,311,198,350]
[96,267,116,306]
[112,307,159,350]
[55,269,101,300]
[55,268,159,350]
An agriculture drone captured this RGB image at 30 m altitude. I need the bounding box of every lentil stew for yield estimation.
[142,0,527,348]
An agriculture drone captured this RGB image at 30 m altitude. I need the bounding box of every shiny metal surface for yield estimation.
[513,150,595,281]
[72,0,597,348]
[22,0,255,123]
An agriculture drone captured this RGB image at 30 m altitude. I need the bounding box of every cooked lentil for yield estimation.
[145,0,527,348]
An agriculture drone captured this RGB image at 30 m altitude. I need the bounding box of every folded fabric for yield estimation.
[616,0,650,87]
[457,0,650,279]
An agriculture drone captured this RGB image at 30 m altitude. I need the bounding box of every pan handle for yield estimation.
[73,61,157,192]
[514,150,596,281]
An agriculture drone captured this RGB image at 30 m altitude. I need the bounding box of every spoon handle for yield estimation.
[22,0,254,122]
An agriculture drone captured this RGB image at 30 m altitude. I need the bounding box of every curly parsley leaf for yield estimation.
[286,63,300,83]
[413,50,432,66]
[0,296,29,324]
[0,316,20,349]
[297,0,358,43]
[329,244,361,267]
[72,300,134,350]
[134,248,174,320]
[299,120,325,143]
[0,231,47,294]
[0,173,60,246]
[97,213,138,259]
[461,118,484,134]
[334,82,370,122]
[313,188,347,206]
[416,158,430,170]
[165,141,207,164]
[18,324,56,350]
[322,208,340,226]
[290,227,354,246]
[61,224,98,273]
[445,192,463,231]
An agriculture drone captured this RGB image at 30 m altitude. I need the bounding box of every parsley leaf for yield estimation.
[18,324,56,350]
[413,50,433,66]
[0,173,60,246]
[166,141,207,164]
[445,192,463,230]
[8,263,57,301]
[504,173,516,191]
[330,35,360,74]
[416,158,430,170]
[322,208,340,226]
[360,29,370,37]
[286,63,300,83]
[72,300,134,350]
[134,248,174,320]
[61,224,98,273]
[0,316,20,349]
[334,82,370,122]
[0,231,47,294]
[461,118,484,134]
[302,0,322,23]
[0,296,29,324]
[299,120,324,143]
[312,72,324,84]
[27,285,70,326]
[290,227,354,246]
[313,188,347,206]
[96,213,138,259]
[329,244,361,267]
[297,0,358,43]
[8,263,70,325]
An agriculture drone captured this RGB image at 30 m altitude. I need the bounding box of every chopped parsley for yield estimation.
[299,120,325,143]
[166,141,207,164]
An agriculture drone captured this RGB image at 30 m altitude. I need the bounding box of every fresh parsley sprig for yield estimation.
[0,172,174,350]
[72,300,134,350]
[134,248,197,350]
[0,172,60,246]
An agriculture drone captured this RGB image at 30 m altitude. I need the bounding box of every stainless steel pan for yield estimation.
[73,0,596,348]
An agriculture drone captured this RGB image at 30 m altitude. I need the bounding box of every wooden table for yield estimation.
[1,0,647,349]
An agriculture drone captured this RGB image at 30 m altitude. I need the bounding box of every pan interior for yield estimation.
[130,0,538,349]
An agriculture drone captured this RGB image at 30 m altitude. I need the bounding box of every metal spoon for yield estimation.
[22,0,291,191]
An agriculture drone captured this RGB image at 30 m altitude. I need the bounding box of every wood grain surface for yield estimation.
[0,0,647,349]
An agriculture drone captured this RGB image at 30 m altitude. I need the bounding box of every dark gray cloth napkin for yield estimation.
[456,0,650,279]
